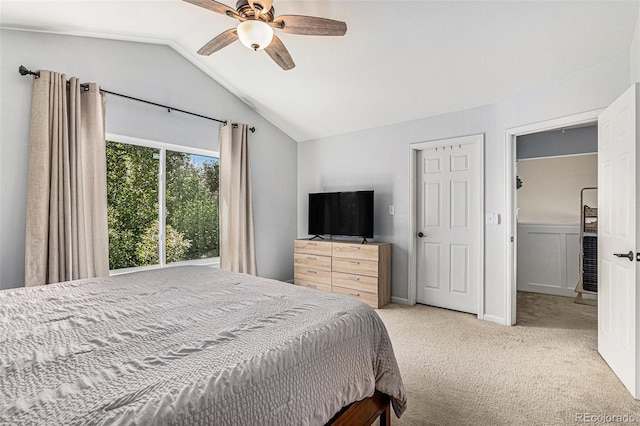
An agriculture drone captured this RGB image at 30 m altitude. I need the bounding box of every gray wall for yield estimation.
[516,125,597,160]
[631,5,640,84]
[298,53,630,322]
[0,29,298,289]
[516,126,598,160]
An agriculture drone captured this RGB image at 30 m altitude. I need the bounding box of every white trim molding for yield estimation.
[482,315,506,325]
[106,133,220,158]
[110,257,220,276]
[391,297,411,305]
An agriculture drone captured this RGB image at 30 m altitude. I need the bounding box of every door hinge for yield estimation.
[510,236,514,243]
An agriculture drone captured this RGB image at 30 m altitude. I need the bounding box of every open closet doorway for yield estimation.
[515,125,598,321]
[504,110,602,325]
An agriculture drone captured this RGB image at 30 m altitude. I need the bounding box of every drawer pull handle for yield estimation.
[348,261,360,265]
[350,247,360,250]
[349,277,360,281]
[309,243,317,246]
[307,270,317,274]
[349,292,361,297]
[306,257,316,260]
[308,284,317,288]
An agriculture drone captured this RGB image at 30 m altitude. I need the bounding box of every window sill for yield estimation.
[109,257,220,276]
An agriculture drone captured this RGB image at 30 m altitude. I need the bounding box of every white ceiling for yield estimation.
[1,0,638,142]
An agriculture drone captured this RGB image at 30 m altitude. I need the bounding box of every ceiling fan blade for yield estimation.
[265,35,295,70]
[272,15,347,36]
[197,28,238,55]
[183,0,240,20]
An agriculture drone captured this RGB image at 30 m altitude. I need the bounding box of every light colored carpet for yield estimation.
[375,292,640,425]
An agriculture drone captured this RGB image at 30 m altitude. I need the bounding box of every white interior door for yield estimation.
[598,83,639,398]
[416,135,482,314]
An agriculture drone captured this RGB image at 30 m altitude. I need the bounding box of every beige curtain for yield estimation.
[219,122,257,275]
[24,70,109,287]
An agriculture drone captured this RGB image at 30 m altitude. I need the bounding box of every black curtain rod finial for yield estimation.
[19,65,40,78]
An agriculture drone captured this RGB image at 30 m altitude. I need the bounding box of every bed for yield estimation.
[0,266,406,425]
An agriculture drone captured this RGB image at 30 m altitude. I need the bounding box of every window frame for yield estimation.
[106,133,220,275]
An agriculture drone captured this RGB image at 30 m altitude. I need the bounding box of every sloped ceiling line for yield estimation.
[1,0,638,142]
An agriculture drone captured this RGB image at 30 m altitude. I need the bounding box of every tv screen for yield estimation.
[308,191,374,238]
[308,192,335,236]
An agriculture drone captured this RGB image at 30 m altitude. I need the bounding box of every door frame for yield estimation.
[408,134,485,319]
[504,109,603,325]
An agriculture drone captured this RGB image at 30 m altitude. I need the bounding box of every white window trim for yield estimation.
[109,258,221,276]
[106,133,220,276]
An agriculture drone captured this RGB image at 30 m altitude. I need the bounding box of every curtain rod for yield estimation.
[18,65,255,133]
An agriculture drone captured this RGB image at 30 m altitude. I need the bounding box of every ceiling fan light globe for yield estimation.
[237,20,273,51]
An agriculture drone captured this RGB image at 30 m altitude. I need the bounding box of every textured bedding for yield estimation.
[0,266,406,425]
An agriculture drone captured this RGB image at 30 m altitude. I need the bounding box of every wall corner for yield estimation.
[630,5,640,84]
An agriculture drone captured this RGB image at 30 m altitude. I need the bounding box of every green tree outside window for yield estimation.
[106,141,219,270]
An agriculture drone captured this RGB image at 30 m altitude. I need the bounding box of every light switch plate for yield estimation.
[485,213,500,225]
[388,205,395,216]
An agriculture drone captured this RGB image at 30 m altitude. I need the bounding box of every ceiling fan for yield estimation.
[183,0,347,70]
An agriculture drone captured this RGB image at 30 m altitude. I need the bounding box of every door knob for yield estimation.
[613,251,634,261]
[418,232,425,238]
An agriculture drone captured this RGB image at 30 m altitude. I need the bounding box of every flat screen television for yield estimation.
[308,191,374,240]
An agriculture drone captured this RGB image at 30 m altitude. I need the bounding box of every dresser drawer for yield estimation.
[295,279,331,293]
[294,253,331,271]
[332,272,378,293]
[332,258,379,277]
[332,243,379,261]
[332,285,378,308]
[294,240,332,256]
[294,265,331,285]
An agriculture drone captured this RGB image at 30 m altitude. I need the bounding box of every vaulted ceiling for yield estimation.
[1,1,638,142]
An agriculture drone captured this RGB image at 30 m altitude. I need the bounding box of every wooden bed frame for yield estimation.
[326,391,391,426]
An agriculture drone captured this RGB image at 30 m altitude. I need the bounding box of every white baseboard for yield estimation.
[520,287,597,301]
[517,284,594,299]
[481,314,507,325]
[517,284,578,298]
[391,297,411,305]
[285,278,294,284]
[580,293,597,301]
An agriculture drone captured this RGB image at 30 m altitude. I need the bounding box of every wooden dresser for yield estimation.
[294,239,391,308]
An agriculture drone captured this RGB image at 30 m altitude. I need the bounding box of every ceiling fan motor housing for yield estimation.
[236,0,274,21]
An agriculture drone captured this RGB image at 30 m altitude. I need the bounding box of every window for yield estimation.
[106,136,219,272]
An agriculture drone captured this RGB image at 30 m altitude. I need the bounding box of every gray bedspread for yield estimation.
[0,266,406,425]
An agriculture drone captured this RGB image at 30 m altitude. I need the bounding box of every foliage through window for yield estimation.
[106,140,219,270]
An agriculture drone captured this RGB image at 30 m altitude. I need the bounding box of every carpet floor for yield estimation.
[375,292,640,425]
